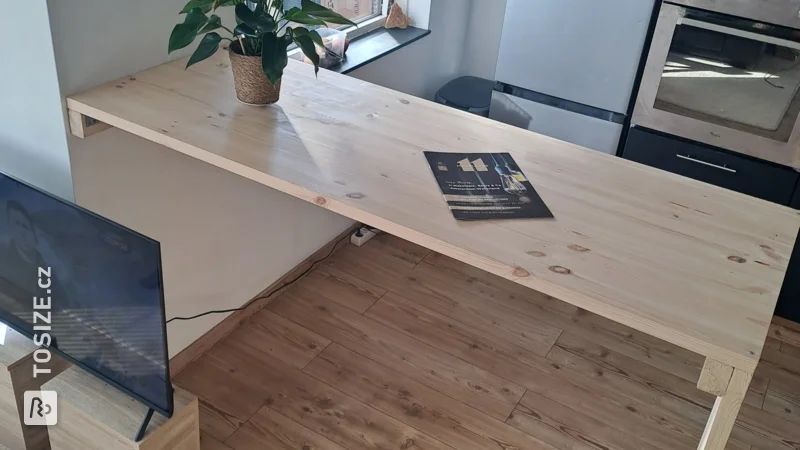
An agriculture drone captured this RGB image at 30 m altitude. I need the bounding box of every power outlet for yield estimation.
[350,226,378,247]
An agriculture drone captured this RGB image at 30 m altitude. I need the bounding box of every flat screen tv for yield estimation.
[0,171,173,417]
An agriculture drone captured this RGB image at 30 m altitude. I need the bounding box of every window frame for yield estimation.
[287,0,403,58]
[335,0,394,40]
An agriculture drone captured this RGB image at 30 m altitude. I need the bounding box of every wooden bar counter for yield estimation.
[65,52,800,450]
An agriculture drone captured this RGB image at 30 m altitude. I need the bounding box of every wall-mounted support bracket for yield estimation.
[68,109,111,139]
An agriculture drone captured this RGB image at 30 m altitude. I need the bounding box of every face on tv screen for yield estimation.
[0,173,171,414]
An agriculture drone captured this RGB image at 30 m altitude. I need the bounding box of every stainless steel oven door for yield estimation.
[633,2,800,168]
[668,0,800,30]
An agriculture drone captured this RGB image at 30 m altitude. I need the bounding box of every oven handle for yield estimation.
[676,154,737,173]
[680,17,800,51]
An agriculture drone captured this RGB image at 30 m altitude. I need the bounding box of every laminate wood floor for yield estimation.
[175,234,800,450]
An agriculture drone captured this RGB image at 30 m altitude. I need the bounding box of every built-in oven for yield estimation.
[632,0,800,168]
[627,0,800,325]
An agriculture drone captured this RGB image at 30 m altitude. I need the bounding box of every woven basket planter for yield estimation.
[228,44,281,105]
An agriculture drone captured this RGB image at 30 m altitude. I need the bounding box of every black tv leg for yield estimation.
[134,408,155,442]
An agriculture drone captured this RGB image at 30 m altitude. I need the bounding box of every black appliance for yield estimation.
[625,0,800,325]
[623,126,800,324]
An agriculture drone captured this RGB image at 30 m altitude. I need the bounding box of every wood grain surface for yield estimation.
[66,51,800,373]
[176,235,800,450]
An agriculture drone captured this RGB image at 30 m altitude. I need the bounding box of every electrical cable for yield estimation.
[764,52,800,89]
[165,230,352,324]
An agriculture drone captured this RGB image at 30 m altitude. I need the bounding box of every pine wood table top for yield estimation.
[66,51,800,374]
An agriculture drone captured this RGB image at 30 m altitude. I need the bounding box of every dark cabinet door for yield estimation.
[623,127,799,205]
[776,190,800,323]
[624,126,800,324]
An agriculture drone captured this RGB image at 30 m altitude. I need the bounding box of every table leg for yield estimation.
[697,367,752,450]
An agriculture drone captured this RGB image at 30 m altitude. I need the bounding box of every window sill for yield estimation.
[334,26,431,74]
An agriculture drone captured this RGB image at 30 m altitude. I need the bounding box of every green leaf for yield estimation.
[294,34,320,76]
[169,8,210,54]
[186,32,222,68]
[235,3,276,32]
[180,0,214,14]
[293,27,324,48]
[283,7,326,26]
[233,23,258,38]
[261,32,291,86]
[199,14,222,33]
[300,0,357,26]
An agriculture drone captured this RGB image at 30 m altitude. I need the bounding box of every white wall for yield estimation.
[69,131,352,356]
[17,0,494,357]
[0,1,73,199]
[46,0,353,357]
[350,0,471,99]
[459,0,507,80]
[350,0,508,98]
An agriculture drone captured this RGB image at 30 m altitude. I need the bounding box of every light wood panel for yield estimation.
[43,366,199,450]
[177,235,800,450]
[699,370,753,450]
[9,353,70,450]
[698,359,735,397]
[67,109,111,139]
[65,50,800,375]
[0,328,65,450]
[0,328,36,450]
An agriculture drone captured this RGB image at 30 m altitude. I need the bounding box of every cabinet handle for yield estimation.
[676,154,737,173]
[681,18,800,51]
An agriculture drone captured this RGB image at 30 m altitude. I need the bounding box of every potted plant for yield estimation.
[169,0,355,105]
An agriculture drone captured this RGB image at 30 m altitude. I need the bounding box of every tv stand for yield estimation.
[42,366,199,450]
[133,408,155,443]
[0,326,69,450]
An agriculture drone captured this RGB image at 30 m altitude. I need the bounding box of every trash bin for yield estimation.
[435,76,494,117]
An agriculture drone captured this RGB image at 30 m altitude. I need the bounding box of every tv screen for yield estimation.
[0,171,173,416]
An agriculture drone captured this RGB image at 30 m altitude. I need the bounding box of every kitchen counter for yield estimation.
[65,51,800,450]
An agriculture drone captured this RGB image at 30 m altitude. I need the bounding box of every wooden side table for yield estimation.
[0,326,68,450]
[43,365,199,450]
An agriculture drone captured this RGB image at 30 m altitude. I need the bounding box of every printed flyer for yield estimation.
[424,152,553,221]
